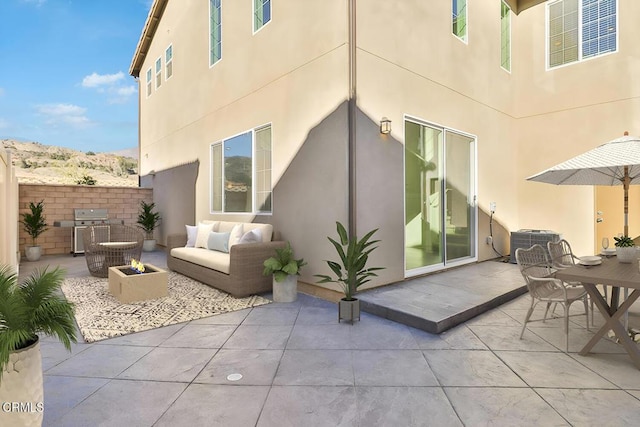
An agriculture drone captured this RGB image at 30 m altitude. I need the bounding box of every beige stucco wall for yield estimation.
[1,148,19,270]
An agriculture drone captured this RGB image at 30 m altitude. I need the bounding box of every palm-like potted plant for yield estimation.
[20,200,48,261]
[0,265,77,426]
[137,201,162,252]
[614,235,637,263]
[263,242,306,303]
[315,221,384,322]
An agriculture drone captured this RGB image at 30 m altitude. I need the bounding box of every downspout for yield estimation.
[136,77,142,187]
[348,0,356,240]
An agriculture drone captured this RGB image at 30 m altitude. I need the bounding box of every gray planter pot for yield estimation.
[273,274,297,303]
[142,239,157,252]
[338,298,360,323]
[616,246,638,263]
[25,245,42,262]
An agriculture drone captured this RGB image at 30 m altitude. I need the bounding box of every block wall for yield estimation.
[18,184,153,256]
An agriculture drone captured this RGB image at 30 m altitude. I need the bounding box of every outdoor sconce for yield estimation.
[380,117,392,135]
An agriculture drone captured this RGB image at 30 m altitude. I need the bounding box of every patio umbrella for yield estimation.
[526,132,640,238]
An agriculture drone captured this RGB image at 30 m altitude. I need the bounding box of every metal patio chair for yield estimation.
[516,244,590,352]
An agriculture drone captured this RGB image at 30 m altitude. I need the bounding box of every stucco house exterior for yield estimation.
[129,0,639,293]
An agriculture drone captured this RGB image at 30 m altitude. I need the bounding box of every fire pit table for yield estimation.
[108,263,168,303]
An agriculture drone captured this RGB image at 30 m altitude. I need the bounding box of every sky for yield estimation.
[0,0,152,153]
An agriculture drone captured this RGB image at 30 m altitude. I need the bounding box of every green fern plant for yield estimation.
[263,242,307,282]
[136,201,162,239]
[19,200,48,246]
[0,266,76,382]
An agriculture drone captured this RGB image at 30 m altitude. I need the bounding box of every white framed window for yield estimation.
[501,1,511,72]
[155,57,162,89]
[210,124,272,214]
[145,68,152,97]
[453,0,467,42]
[547,0,617,69]
[210,0,222,66]
[253,0,271,33]
[165,45,173,80]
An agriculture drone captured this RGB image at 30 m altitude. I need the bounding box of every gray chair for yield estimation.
[84,224,144,278]
[516,244,589,352]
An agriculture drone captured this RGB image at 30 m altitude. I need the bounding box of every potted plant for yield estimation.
[315,221,384,322]
[614,235,637,263]
[263,242,306,303]
[0,265,77,427]
[137,201,162,252]
[20,200,48,261]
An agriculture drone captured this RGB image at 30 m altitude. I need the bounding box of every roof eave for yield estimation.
[129,0,169,78]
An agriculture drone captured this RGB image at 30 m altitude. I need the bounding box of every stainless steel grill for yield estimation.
[73,209,110,256]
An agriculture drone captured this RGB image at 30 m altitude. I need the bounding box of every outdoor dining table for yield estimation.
[556,257,640,369]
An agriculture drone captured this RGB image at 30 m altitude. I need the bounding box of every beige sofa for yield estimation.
[167,221,285,297]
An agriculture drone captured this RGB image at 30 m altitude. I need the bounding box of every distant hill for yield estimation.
[1,139,138,187]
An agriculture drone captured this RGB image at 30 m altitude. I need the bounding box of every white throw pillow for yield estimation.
[228,223,244,249]
[185,225,198,247]
[207,231,230,253]
[238,228,262,244]
[195,223,215,248]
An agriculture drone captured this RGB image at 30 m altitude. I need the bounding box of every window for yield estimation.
[452,0,467,42]
[145,68,152,97]
[210,0,222,66]
[165,45,173,80]
[501,1,511,71]
[547,0,617,69]
[254,0,271,32]
[211,125,272,213]
[155,57,162,89]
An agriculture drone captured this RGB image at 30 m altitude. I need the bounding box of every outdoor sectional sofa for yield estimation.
[167,220,286,297]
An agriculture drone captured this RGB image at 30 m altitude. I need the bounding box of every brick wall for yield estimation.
[18,184,153,256]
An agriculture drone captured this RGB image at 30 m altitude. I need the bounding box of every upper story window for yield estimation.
[210,124,272,214]
[501,1,511,72]
[146,68,152,97]
[547,0,617,69]
[155,57,162,89]
[254,0,271,33]
[165,45,173,80]
[453,0,467,42]
[210,0,222,66]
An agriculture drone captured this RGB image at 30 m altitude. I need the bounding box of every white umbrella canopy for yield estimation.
[527,133,640,237]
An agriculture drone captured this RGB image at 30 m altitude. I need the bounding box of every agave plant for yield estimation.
[0,265,76,380]
[315,221,385,300]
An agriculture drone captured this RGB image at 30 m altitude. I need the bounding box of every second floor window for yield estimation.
[146,68,152,97]
[165,45,173,79]
[547,0,617,69]
[210,0,221,66]
[254,0,271,32]
[155,57,162,89]
[453,0,467,42]
[501,1,511,71]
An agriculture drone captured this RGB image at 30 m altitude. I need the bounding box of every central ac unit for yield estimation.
[509,229,561,264]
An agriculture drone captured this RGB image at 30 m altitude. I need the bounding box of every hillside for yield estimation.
[1,139,138,187]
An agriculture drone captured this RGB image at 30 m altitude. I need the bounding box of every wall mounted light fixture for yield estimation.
[380,117,391,134]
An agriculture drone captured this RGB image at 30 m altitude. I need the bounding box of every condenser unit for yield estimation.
[509,229,561,264]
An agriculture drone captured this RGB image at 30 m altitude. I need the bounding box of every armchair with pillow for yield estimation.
[167,221,286,297]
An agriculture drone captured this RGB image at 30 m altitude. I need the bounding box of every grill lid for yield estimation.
[74,208,108,221]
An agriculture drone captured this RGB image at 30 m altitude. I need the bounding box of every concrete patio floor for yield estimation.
[17,250,640,426]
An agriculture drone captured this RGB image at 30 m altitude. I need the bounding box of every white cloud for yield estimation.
[82,72,125,88]
[36,103,91,128]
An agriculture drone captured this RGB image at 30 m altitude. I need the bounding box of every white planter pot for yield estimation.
[273,275,297,303]
[616,246,638,263]
[0,337,44,427]
[142,239,157,252]
[25,245,42,262]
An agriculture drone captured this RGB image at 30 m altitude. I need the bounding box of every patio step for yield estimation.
[358,259,527,334]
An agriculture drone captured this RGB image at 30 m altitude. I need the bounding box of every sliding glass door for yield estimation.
[404,118,476,275]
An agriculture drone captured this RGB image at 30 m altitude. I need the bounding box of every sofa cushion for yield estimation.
[185,225,198,247]
[218,221,273,243]
[195,222,216,248]
[239,228,262,244]
[207,231,230,253]
[228,224,244,249]
[171,247,231,274]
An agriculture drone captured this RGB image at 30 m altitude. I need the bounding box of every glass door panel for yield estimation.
[405,121,443,270]
[444,130,475,262]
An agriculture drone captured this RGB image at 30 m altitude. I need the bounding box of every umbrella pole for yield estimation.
[624,166,630,237]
